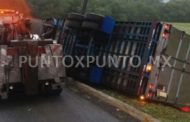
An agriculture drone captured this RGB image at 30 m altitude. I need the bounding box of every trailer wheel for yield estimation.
[82,21,100,30]
[64,20,81,28]
[67,13,84,21]
[85,13,104,23]
[43,18,56,28]
[41,18,57,38]
[30,19,43,35]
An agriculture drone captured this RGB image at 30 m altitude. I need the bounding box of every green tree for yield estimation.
[28,0,190,22]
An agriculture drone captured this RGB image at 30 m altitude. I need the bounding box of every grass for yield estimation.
[171,23,190,35]
[99,88,190,122]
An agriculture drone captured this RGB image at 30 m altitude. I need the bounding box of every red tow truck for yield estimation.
[0,9,65,99]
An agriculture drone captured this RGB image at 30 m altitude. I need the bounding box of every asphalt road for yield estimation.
[0,87,138,122]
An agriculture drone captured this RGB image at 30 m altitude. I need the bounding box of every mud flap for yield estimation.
[0,45,7,98]
[38,44,65,80]
[20,42,39,95]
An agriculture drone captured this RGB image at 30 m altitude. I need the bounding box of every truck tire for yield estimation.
[82,21,100,30]
[43,18,56,27]
[64,20,81,28]
[51,89,63,96]
[85,13,104,23]
[67,13,84,21]
[41,86,62,96]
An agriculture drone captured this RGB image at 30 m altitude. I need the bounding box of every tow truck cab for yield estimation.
[0,9,26,45]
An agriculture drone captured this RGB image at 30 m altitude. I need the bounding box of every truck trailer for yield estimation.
[60,13,190,107]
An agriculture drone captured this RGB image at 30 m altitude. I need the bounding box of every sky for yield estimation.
[162,0,170,3]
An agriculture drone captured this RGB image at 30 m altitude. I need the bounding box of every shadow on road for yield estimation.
[0,94,63,109]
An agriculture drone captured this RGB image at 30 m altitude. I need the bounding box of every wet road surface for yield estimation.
[0,87,138,122]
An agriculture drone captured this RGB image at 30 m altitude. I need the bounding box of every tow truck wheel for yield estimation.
[41,87,63,96]
[40,80,63,96]
[51,89,63,96]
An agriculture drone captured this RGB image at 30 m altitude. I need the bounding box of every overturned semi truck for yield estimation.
[59,13,190,107]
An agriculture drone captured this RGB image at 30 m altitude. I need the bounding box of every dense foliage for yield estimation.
[28,0,190,22]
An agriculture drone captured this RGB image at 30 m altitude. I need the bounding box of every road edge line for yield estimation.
[66,79,160,122]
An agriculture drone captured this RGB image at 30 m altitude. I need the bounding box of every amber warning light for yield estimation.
[146,64,152,73]
[0,0,32,17]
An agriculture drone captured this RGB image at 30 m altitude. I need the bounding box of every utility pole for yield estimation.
[81,0,89,14]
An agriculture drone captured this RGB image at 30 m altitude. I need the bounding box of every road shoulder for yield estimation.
[65,78,160,122]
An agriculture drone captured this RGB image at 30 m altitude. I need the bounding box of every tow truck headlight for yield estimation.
[45,82,50,86]
[9,86,14,90]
